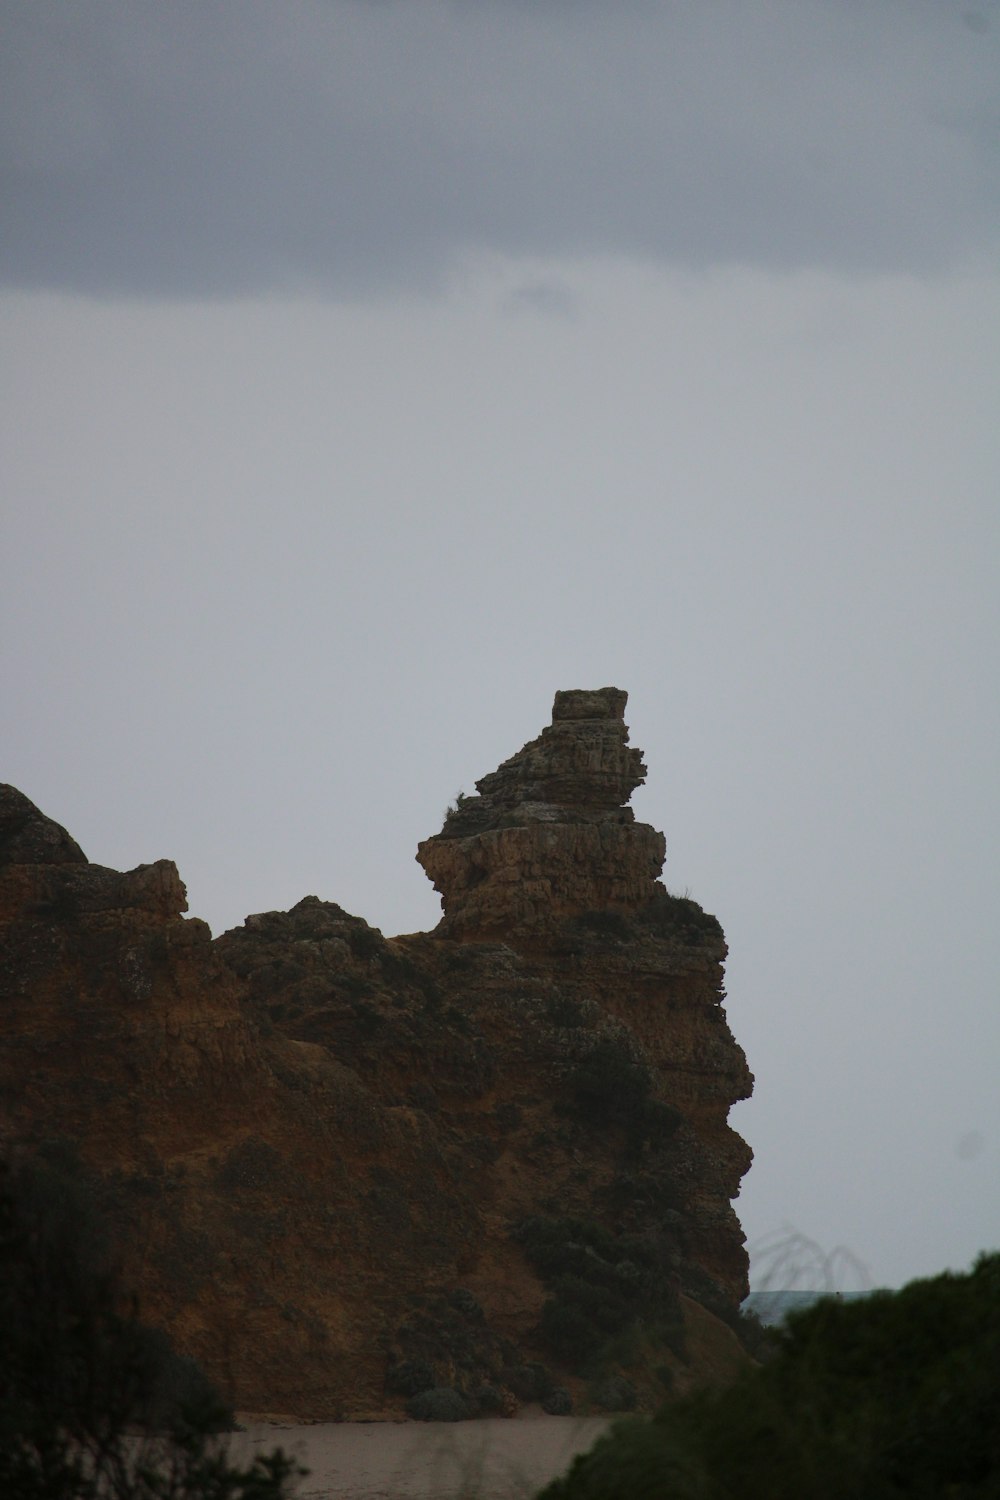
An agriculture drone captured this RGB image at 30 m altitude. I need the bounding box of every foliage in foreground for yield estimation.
[0,1155,304,1499]
[538,1251,1000,1499]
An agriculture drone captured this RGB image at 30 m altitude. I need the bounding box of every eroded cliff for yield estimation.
[0,689,753,1418]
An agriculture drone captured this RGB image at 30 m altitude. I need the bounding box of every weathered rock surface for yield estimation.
[0,691,753,1419]
[417,689,666,938]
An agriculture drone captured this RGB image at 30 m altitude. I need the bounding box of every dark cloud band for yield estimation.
[1,0,997,297]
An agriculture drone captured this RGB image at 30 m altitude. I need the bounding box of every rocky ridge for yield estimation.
[0,689,753,1419]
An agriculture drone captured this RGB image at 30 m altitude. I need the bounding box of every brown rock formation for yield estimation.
[0,690,753,1420]
[417,688,665,937]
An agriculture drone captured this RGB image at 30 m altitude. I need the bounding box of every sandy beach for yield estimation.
[232,1415,611,1500]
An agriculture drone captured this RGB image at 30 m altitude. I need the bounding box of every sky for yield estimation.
[2,0,998,1293]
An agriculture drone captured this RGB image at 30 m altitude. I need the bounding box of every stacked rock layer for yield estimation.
[417,688,666,936]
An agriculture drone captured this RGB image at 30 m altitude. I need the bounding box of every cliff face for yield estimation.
[0,690,753,1419]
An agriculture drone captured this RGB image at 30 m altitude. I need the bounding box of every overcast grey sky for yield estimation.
[2,0,998,1292]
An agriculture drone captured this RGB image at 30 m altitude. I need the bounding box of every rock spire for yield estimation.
[417,687,667,937]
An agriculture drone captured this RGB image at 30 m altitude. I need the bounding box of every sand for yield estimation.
[231,1415,611,1500]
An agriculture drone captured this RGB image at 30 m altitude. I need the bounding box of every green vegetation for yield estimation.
[443,789,472,821]
[387,1287,546,1419]
[572,910,633,944]
[0,1155,303,1499]
[538,1253,1000,1499]
[566,1033,653,1125]
[560,1029,681,1158]
[346,922,383,960]
[636,889,724,948]
[515,1216,684,1393]
[406,1386,471,1422]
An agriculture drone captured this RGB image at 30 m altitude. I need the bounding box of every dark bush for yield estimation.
[347,924,382,960]
[516,1216,622,1279]
[388,1288,521,1413]
[727,1305,780,1361]
[542,1387,574,1415]
[334,972,375,998]
[406,1386,471,1422]
[377,948,426,987]
[517,1217,681,1375]
[538,1416,699,1500]
[545,994,586,1028]
[349,998,384,1035]
[517,1216,687,1380]
[566,1035,652,1126]
[385,1358,437,1397]
[449,1288,485,1321]
[590,1375,637,1413]
[638,891,723,947]
[443,1003,475,1035]
[626,1098,683,1157]
[543,1275,634,1351]
[0,1155,302,1499]
[475,1383,505,1414]
[540,1297,607,1365]
[540,1253,1000,1500]
[572,910,633,943]
[501,1363,555,1402]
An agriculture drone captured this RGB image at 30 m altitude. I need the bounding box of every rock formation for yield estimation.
[0,690,753,1419]
[417,687,665,937]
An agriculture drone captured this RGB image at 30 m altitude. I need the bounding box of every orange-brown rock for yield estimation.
[0,690,753,1419]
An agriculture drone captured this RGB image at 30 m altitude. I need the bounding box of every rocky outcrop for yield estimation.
[0,690,753,1419]
[417,688,666,937]
[416,688,753,1304]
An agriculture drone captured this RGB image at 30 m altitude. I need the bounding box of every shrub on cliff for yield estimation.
[587,1375,637,1413]
[406,1386,471,1422]
[538,1253,1000,1499]
[387,1288,538,1417]
[516,1217,684,1386]
[541,1388,573,1416]
[565,1033,652,1126]
[0,1155,303,1499]
[500,1362,556,1403]
[385,1358,437,1398]
[572,910,633,944]
[540,1275,636,1364]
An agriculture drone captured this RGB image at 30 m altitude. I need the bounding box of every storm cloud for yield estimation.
[2,0,997,298]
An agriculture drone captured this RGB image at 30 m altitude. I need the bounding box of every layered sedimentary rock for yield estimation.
[0,690,753,1419]
[416,688,753,1303]
[417,688,665,937]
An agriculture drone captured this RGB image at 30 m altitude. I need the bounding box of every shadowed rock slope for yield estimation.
[0,689,753,1419]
